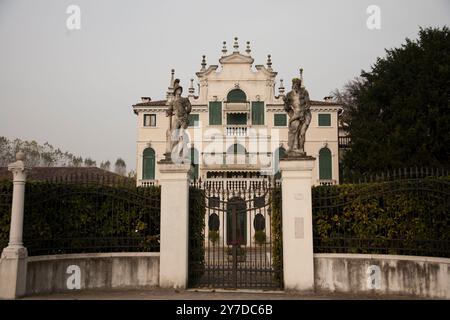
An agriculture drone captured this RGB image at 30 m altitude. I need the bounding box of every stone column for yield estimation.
[279,156,315,291]
[0,152,29,299]
[158,161,191,289]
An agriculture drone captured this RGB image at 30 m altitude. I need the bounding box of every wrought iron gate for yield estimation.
[188,179,283,289]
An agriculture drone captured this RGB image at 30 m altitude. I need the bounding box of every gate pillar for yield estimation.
[158,162,191,289]
[0,152,29,299]
[279,156,315,291]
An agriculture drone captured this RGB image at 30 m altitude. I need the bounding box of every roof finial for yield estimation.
[201,55,207,71]
[267,54,272,70]
[189,78,195,96]
[278,78,285,96]
[233,37,239,52]
[245,41,251,55]
[299,68,304,86]
[170,69,175,86]
[166,69,176,100]
[222,41,227,55]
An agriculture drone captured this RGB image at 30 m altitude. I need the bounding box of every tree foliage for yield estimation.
[336,27,450,174]
[114,158,127,176]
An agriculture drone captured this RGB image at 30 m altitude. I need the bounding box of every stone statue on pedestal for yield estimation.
[163,80,192,163]
[283,78,311,157]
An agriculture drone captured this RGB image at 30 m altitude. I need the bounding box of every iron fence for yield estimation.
[340,166,450,184]
[0,178,161,256]
[312,177,450,257]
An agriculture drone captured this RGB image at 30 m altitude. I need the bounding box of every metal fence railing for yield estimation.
[312,176,450,258]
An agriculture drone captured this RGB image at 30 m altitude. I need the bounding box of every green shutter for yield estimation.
[142,148,155,180]
[251,102,264,125]
[188,114,199,127]
[274,114,287,126]
[318,114,331,126]
[227,113,247,125]
[189,148,199,180]
[227,89,247,102]
[209,102,222,125]
[319,148,332,180]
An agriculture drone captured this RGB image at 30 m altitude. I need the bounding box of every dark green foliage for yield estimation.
[254,230,267,244]
[208,230,219,244]
[0,181,161,255]
[312,177,450,257]
[342,27,450,174]
[271,187,283,283]
[188,187,206,281]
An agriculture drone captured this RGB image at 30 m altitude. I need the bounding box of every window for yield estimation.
[188,147,199,180]
[227,144,246,155]
[227,89,247,102]
[251,102,264,125]
[143,114,156,127]
[188,114,199,127]
[274,147,286,179]
[209,102,222,125]
[274,114,287,127]
[319,147,332,180]
[227,113,247,125]
[318,113,331,127]
[142,148,155,180]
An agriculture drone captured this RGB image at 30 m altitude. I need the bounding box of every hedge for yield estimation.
[312,177,450,257]
[0,181,161,255]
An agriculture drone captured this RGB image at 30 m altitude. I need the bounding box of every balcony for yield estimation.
[318,179,337,186]
[225,125,248,137]
[339,136,351,148]
[138,179,159,187]
[202,153,272,169]
[201,178,271,190]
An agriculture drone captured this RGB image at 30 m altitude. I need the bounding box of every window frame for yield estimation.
[143,114,157,127]
[251,101,265,125]
[188,114,200,127]
[209,101,222,125]
[273,113,287,127]
[318,113,332,127]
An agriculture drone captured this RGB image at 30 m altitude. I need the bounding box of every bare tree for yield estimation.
[331,77,366,128]
[114,158,126,176]
[100,160,111,171]
[84,158,97,167]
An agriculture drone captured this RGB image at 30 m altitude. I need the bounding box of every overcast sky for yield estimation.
[0,0,449,171]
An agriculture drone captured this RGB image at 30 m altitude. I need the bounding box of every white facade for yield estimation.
[132,39,342,186]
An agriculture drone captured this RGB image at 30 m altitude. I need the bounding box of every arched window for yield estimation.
[227,143,246,155]
[142,148,155,180]
[274,147,287,179]
[189,147,199,180]
[227,89,247,102]
[319,147,332,180]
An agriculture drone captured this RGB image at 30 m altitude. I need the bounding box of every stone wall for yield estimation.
[22,252,450,298]
[314,253,450,299]
[26,252,159,295]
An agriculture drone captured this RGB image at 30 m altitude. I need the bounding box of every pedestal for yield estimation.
[158,162,191,289]
[279,156,315,291]
[0,247,28,299]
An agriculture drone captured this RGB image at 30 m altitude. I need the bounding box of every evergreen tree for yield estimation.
[338,27,450,175]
